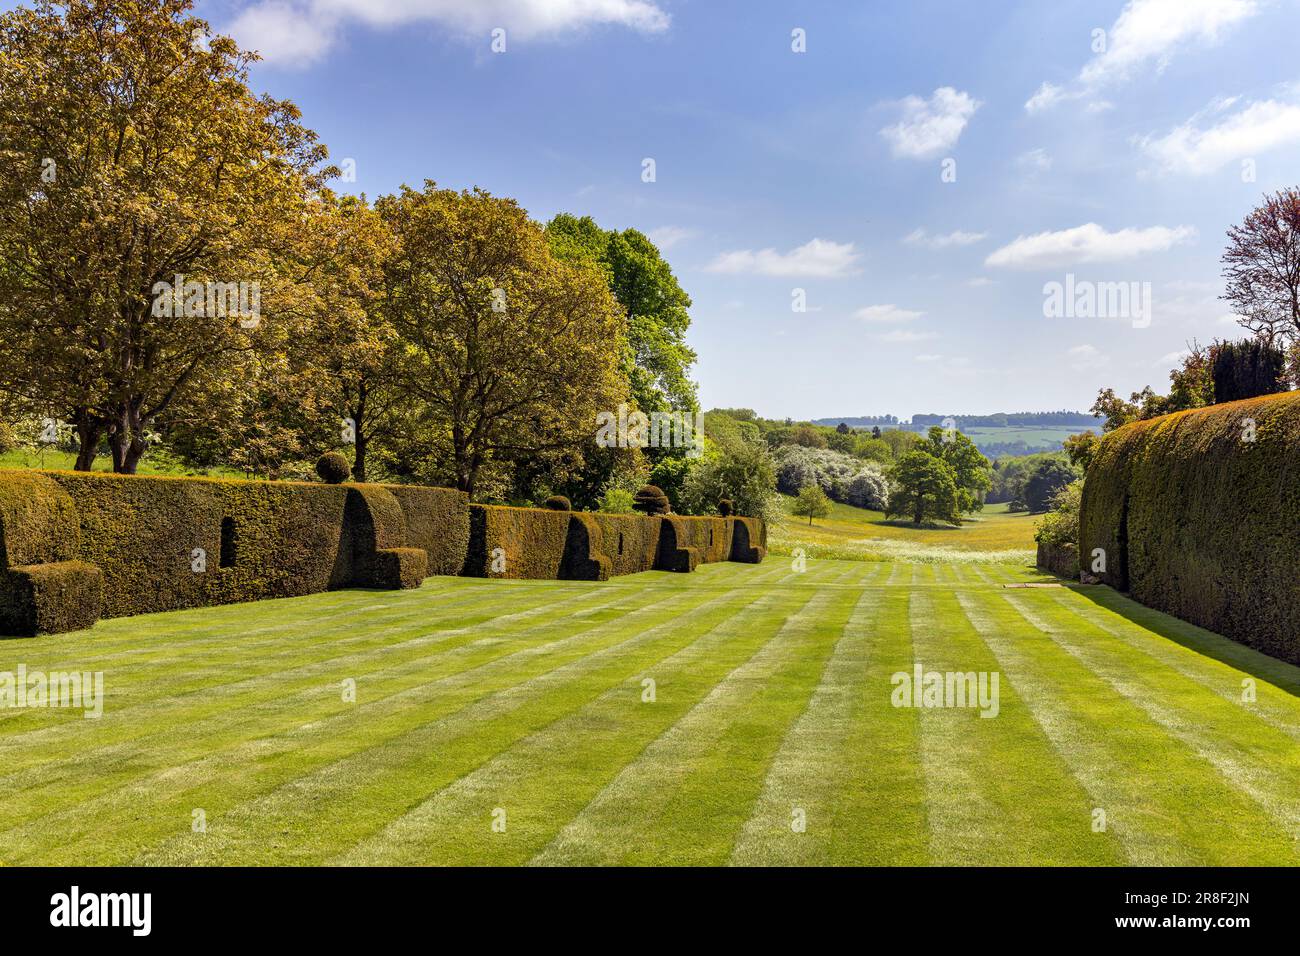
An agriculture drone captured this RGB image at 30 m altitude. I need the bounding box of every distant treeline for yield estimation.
[814,412,1095,430]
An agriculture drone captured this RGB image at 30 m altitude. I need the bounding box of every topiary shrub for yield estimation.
[633,484,670,515]
[542,495,572,511]
[717,498,734,516]
[316,452,351,484]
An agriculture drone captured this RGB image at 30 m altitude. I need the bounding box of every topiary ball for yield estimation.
[316,452,351,484]
[542,495,572,511]
[633,484,670,516]
[718,499,734,517]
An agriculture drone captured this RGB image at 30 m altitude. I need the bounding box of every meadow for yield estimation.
[2,553,1298,865]
[770,496,1038,563]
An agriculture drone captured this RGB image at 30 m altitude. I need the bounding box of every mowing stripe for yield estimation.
[727,586,929,865]
[1004,592,1300,861]
[120,584,777,865]
[2,583,752,863]
[1050,592,1300,738]
[955,591,1151,864]
[521,587,859,866]
[910,589,1113,864]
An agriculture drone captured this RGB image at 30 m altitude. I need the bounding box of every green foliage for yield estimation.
[919,426,992,513]
[680,437,778,522]
[887,451,961,526]
[1024,459,1079,513]
[647,454,692,513]
[542,495,572,511]
[598,488,636,514]
[1062,431,1099,472]
[1034,480,1082,549]
[791,484,831,525]
[545,214,697,413]
[316,452,352,484]
[1081,391,1300,664]
[1212,339,1287,403]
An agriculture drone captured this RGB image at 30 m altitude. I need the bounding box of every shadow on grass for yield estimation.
[1070,585,1300,698]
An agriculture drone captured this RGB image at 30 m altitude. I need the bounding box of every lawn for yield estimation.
[770,496,1039,563]
[2,556,1298,865]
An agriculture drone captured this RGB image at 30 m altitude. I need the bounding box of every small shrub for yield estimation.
[316,452,351,484]
[717,498,734,516]
[633,484,670,515]
[542,495,572,511]
[598,488,636,514]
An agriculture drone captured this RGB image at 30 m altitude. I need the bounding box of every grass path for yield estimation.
[1,556,1298,865]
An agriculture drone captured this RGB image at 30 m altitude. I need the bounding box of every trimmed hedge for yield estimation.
[0,468,766,634]
[655,516,730,572]
[382,484,470,577]
[728,516,767,563]
[1080,392,1300,664]
[572,513,660,578]
[462,504,572,579]
[0,561,103,636]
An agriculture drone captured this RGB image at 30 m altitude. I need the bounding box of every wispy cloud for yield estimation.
[855,304,924,323]
[880,87,980,159]
[985,222,1195,269]
[227,0,671,67]
[879,329,939,343]
[1025,0,1259,113]
[646,225,694,250]
[704,238,862,277]
[1138,95,1300,174]
[903,228,988,249]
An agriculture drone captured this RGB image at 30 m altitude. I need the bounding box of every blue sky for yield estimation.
[196,0,1300,419]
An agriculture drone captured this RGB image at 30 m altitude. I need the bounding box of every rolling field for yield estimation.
[771,497,1039,563]
[2,556,1299,866]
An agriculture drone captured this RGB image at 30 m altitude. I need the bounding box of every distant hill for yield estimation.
[811,412,1099,458]
[813,412,1096,430]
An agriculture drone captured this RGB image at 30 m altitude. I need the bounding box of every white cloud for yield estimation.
[915,353,944,362]
[879,329,939,343]
[1025,0,1258,113]
[646,226,693,250]
[984,222,1195,270]
[1016,148,1053,173]
[1080,0,1258,87]
[1138,96,1300,174]
[855,304,924,323]
[1068,344,1109,371]
[704,238,861,278]
[880,87,980,159]
[1156,349,1191,366]
[903,228,988,249]
[228,0,670,66]
[966,277,995,287]
[1025,82,1069,114]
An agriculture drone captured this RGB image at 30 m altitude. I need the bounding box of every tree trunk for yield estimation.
[108,402,148,474]
[72,414,104,471]
[351,386,368,483]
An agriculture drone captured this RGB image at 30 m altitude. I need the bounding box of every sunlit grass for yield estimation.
[770,495,1037,564]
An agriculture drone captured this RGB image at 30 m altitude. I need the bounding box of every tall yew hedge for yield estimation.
[1080,392,1300,664]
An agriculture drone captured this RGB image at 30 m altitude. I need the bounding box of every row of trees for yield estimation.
[0,0,743,513]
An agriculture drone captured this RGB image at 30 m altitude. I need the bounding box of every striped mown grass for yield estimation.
[1,556,1297,865]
